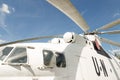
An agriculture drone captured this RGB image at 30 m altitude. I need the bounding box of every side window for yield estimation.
[43,50,66,68]
[43,50,54,66]
[56,52,66,67]
[6,47,27,63]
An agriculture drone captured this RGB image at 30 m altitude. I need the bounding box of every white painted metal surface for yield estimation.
[0,33,119,80]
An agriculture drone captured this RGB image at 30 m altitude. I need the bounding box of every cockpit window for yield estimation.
[6,47,27,63]
[43,50,54,66]
[0,47,13,61]
[56,52,66,67]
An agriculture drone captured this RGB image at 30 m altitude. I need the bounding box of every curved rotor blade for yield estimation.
[0,35,62,47]
[95,30,120,34]
[99,37,120,47]
[47,0,89,32]
[100,30,120,34]
[96,19,120,31]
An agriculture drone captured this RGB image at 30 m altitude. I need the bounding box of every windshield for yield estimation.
[0,47,13,61]
[6,47,27,63]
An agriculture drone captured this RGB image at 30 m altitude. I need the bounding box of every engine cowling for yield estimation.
[63,32,76,43]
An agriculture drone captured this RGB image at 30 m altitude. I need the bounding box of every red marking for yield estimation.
[95,39,101,50]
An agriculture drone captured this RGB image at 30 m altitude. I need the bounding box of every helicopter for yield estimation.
[0,0,120,80]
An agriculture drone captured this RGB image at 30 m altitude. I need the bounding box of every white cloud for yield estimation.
[113,13,120,18]
[0,3,10,27]
[12,8,15,13]
[0,39,6,43]
[81,10,87,16]
[0,3,14,35]
[1,3,10,14]
[113,9,120,18]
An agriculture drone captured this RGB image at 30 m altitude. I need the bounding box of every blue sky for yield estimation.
[0,0,120,50]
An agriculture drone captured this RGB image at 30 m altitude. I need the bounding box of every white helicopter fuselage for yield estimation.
[0,33,119,80]
[0,0,119,79]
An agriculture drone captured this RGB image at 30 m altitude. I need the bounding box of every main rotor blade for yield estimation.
[97,30,120,34]
[47,0,89,32]
[99,37,120,47]
[96,19,120,31]
[0,35,62,47]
